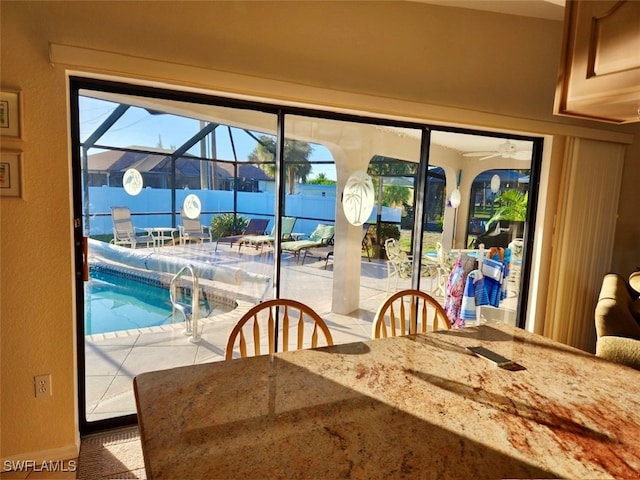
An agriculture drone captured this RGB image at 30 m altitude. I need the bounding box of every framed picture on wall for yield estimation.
[0,150,23,198]
[0,90,22,139]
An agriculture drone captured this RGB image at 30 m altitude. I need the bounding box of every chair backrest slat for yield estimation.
[311,323,319,348]
[390,304,396,337]
[252,317,261,357]
[239,330,247,358]
[268,308,275,354]
[297,310,305,350]
[280,306,288,352]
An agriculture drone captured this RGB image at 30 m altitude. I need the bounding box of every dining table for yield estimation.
[133,323,640,479]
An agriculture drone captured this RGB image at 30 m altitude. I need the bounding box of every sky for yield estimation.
[79,96,337,180]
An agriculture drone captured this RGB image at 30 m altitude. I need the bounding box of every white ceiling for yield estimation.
[87,90,534,166]
[409,0,565,21]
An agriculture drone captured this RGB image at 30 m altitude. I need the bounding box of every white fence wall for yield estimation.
[88,186,401,236]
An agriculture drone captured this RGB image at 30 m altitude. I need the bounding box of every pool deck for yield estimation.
[84,241,515,422]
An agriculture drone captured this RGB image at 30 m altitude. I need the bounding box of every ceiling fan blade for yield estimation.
[479,153,500,161]
[463,151,495,157]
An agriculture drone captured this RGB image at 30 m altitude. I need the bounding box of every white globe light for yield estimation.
[450,188,462,208]
[491,174,501,194]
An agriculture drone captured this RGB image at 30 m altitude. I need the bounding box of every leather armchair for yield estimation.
[594,273,640,370]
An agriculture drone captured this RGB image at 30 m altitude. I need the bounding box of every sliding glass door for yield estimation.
[71,78,541,433]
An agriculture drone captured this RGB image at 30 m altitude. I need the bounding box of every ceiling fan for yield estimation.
[462,140,532,161]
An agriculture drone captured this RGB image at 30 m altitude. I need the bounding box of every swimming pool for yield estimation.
[84,266,235,335]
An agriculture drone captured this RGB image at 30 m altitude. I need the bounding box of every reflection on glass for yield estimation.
[343,171,375,226]
[183,194,201,219]
[123,168,143,196]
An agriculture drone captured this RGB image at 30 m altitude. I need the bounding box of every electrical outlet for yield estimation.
[34,374,52,398]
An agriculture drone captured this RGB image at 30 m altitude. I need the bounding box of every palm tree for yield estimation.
[249,136,313,194]
[382,185,411,207]
[488,189,528,226]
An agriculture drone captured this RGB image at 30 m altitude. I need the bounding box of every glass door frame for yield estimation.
[70,76,542,434]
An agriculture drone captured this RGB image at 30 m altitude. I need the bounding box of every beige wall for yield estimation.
[1,1,638,460]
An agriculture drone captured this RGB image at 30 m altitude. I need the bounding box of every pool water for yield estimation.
[84,269,216,335]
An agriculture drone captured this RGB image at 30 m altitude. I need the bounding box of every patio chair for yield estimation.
[225,298,334,359]
[372,289,451,339]
[110,206,155,249]
[304,223,372,269]
[281,224,335,263]
[385,238,413,293]
[435,242,454,296]
[214,218,270,251]
[238,216,297,252]
[179,209,212,244]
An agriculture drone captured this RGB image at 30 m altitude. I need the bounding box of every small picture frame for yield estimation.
[0,150,23,198]
[0,90,22,139]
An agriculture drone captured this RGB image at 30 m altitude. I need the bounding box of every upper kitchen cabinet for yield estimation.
[555,0,640,124]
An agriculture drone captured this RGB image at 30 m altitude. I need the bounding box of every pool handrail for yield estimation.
[170,264,201,343]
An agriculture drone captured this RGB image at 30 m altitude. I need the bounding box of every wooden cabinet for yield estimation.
[554,0,640,124]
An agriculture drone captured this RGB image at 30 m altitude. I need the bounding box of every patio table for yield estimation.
[145,227,177,248]
[134,323,640,479]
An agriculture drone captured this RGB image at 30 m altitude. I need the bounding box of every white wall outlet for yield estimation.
[34,374,52,397]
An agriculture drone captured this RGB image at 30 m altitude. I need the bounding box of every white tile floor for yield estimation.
[83,242,517,422]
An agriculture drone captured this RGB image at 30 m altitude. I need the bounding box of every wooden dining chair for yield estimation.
[225,299,334,360]
[372,289,451,339]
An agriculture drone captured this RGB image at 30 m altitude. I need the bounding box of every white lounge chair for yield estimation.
[110,206,155,249]
[238,216,297,252]
[179,209,212,244]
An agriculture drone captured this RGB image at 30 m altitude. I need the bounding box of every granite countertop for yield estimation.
[134,323,640,479]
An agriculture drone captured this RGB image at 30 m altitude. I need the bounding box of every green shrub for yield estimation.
[378,223,400,244]
[210,214,249,239]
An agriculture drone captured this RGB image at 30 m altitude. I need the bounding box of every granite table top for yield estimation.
[134,323,640,479]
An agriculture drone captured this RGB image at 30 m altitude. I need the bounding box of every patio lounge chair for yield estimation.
[304,223,372,269]
[281,224,335,263]
[214,218,270,251]
[179,209,212,244]
[238,216,297,252]
[110,206,155,249]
